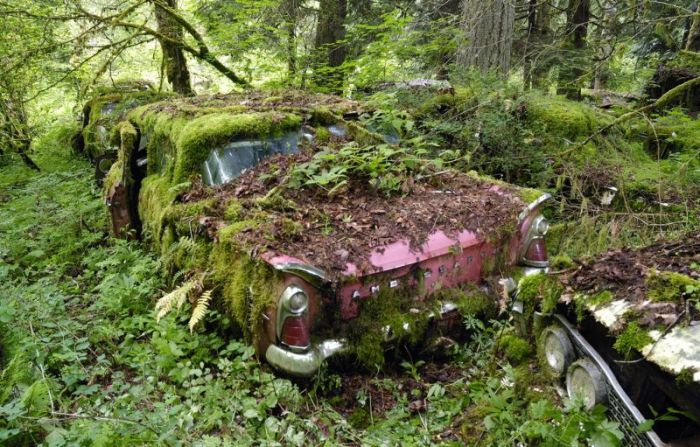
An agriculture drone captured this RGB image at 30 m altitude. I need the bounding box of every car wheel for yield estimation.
[566,357,607,410]
[539,325,575,379]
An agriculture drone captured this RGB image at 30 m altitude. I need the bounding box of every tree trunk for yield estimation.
[457,0,515,75]
[0,98,39,171]
[314,0,348,91]
[686,8,700,51]
[283,0,301,81]
[557,0,590,100]
[154,0,193,95]
[433,0,461,80]
[593,0,615,91]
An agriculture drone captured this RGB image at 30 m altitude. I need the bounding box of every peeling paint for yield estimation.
[643,324,700,383]
[591,299,631,331]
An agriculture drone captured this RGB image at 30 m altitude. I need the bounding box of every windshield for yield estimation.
[202,130,302,186]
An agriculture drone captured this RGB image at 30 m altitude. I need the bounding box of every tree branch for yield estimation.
[561,74,700,155]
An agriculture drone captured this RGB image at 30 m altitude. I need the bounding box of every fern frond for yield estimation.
[188,290,213,333]
[155,279,197,322]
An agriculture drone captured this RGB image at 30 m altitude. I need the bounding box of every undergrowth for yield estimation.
[0,107,636,446]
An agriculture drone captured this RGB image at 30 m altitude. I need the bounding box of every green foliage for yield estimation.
[645,269,700,302]
[497,335,532,364]
[613,323,654,359]
[288,139,433,196]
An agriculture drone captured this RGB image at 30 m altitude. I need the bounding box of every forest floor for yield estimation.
[0,139,624,445]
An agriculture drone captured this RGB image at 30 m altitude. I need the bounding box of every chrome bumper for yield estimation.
[265,339,346,378]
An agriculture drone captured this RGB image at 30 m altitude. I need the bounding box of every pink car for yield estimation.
[104,91,551,377]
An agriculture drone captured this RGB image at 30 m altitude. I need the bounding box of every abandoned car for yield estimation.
[101,90,695,445]
[520,235,700,446]
[103,90,549,373]
[72,81,172,182]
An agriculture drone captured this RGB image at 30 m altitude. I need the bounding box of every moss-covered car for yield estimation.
[103,90,551,378]
[72,81,173,182]
[528,237,700,446]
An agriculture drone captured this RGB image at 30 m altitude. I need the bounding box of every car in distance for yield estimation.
[72,81,172,182]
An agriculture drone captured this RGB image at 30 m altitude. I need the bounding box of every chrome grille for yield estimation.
[553,314,664,447]
[607,387,656,447]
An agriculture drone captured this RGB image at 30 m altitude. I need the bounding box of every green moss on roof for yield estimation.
[465,170,546,206]
[173,112,302,184]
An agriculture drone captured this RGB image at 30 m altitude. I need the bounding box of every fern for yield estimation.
[21,379,51,416]
[189,290,213,333]
[155,279,197,322]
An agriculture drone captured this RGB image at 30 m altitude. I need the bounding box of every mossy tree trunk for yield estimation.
[593,0,616,91]
[154,0,194,96]
[314,0,348,92]
[432,0,461,80]
[557,0,590,100]
[283,0,301,82]
[686,8,700,52]
[0,96,39,171]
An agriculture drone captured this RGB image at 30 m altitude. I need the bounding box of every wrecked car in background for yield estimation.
[103,90,551,379]
[72,81,172,182]
[524,236,700,446]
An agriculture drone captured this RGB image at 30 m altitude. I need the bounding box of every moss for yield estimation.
[517,272,563,316]
[138,175,177,244]
[315,126,331,142]
[613,322,653,359]
[498,334,532,364]
[344,284,431,370]
[223,199,244,221]
[255,194,297,212]
[645,269,700,302]
[209,243,283,346]
[445,286,497,318]
[550,254,574,270]
[465,170,545,205]
[588,290,615,307]
[173,112,302,183]
[524,94,610,142]
[675,367,696,388]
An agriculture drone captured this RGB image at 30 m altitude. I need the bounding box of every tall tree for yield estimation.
[314,0,348,90]
[457,0,515,75]
[686,7,700,51]
[154,0,193,95]
[557,0,590,99]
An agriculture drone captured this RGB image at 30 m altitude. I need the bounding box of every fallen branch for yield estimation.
[560,74,700,156]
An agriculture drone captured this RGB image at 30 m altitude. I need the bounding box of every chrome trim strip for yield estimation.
[553,314,666,447]
[518,193,552,221]
[271,262,327,287]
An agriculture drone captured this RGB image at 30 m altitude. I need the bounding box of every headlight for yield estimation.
[535,216,549,235]
[282,286,308,313]
[540,325,575,379]
[566,358,607,410]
